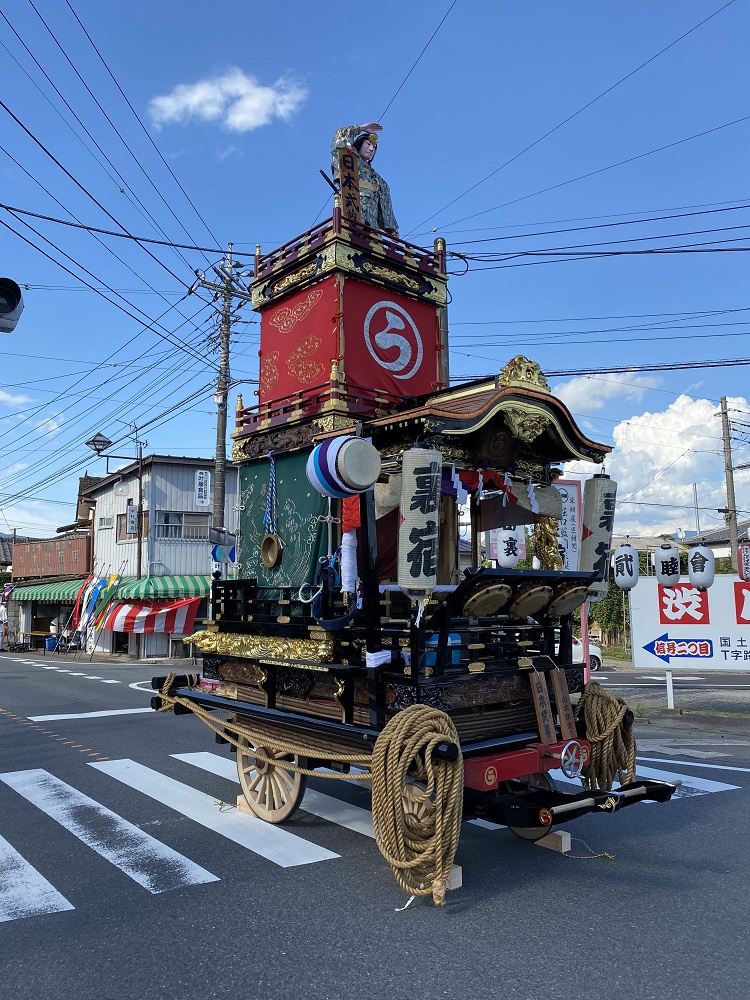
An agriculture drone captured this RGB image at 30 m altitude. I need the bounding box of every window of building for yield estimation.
[98,515,113,529]
[116,511,149,541]
[154,511,210,540]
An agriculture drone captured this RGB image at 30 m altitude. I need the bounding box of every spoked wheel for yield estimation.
[402,777,434,829]
[236,735,307,823]
[506,772,555,842]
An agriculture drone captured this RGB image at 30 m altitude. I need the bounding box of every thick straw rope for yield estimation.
[370,704,464,906]
[574,680,636,791]
[155,674,372,776]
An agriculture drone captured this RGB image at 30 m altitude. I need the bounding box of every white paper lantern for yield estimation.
[398,448,442,597]
[579,473,618,598]
[655,542,680,587]
[612,542,639,591]
[496,526,521,568]
[688,544,714,591]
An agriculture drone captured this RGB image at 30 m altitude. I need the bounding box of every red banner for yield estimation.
[258,277,339,404]
[342,279,441,400]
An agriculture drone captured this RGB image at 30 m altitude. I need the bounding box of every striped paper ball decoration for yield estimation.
[306,436,381,499]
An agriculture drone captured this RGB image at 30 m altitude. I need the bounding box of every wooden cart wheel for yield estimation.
[507,772,555,842]
[236,735,307,823]
[402,778,434,828]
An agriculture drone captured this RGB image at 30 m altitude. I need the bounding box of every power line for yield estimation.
[452,305,750,326]
[410,196,750,240]
[28,0,215,265]
[408,0,738,232]
[379,1,458,120]
[436,113,750,233]
[450,223,750,262]
[0,97,188,287]
[0,201,236,256]
[64,0,223,251]
[456,242,750,276]
[451,356,750,380]
[446,208,750,250]
[0,213,218,371]
[0,147,218,344]
[0,10,195,274]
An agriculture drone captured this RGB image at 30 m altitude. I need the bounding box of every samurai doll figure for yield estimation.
[331,122,399,234]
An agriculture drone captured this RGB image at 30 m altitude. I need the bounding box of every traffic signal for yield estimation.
[0,278,24,332]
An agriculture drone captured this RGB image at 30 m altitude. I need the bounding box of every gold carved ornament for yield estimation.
[531,516,563,571]
[270,262,319,298]
[497,355,551,393]
[503,407,550,445]
[361,260,421,292]
[259,351,280,396]
[186,630,335,664]
[269,287,324,333]
[287,334,324,383]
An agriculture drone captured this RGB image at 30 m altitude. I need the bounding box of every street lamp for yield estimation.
[85,433,113,456]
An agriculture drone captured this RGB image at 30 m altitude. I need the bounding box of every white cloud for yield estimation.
[564,394,750,537]
[35,414,63,437]
[0,389,32,407]
[149,68,307,132]
[1,501,64,538]
[553,372,662,413]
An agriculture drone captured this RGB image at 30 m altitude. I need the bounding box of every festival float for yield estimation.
[152,124,680,904]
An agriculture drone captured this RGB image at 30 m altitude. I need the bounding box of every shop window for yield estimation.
[154,512,210,540]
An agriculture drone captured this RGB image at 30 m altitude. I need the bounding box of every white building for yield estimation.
[85,455,239,658]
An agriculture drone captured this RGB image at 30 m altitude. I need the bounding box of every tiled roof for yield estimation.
[686,519,750,546]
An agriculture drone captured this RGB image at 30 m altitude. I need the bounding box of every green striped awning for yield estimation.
[114,575,210,600]
[9,579,88,603]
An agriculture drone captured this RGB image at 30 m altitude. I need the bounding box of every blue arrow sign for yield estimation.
[211,544,236,564]
[643,633,714,663]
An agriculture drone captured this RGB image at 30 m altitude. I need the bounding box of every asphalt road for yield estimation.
[1,651,749,1000]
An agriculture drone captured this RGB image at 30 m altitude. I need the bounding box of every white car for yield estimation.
[572,635,602,672]
[555,630,603,671]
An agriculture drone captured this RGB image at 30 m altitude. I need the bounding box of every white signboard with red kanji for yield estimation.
[553,479,582,572]
[629,575,750,671]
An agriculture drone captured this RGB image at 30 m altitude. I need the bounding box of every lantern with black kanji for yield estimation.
[579,473,618,598]
[398,447,442,597]
[688,542,714,591]
[496,526,521,569]
[654,542,680,587]
[612,541,639,591]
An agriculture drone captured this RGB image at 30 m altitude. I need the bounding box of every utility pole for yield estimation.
[720,396,739,564]
[192,244,252,531]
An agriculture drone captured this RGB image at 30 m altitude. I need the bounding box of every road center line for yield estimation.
[28,708,155,722]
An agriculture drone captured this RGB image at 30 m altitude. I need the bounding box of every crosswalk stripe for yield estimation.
[90,759,339,868]
[0,769,219,893]
[637,756,750,775]
[178,752,507,835]
[172,751,378,840]
[0,832,74,922]
[633,764,740,798]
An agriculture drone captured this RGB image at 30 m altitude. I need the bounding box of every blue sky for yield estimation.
[2,1,749,541]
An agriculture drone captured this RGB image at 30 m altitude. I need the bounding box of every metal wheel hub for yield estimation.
[560,740,584,779]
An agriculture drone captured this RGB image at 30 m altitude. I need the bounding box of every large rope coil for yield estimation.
[574,680,636,791]
[370,704,464,906]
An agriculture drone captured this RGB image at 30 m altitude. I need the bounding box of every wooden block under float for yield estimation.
[534,830,571,854]
[446,864,462,890]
